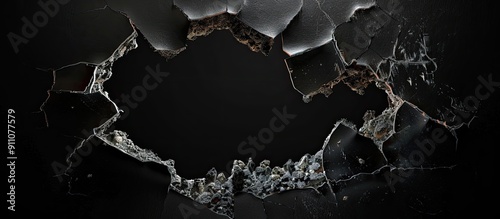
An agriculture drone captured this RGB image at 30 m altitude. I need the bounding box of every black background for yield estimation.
[3,1,498,218]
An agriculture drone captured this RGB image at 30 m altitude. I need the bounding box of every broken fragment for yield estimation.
[382,102,458,168]
[106,0,189,51]
[42,91,118,138]
[237,0,303,38]
[322,121,387,182]
[285,41,346,100]
[325,0,376,25]
[281,0,335,55]
[334,6,401,70]
[173,0,227,20]
[52,64,95,92]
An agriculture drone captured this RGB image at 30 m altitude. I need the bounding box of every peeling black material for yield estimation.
[52,64,95,91]
[173,0,227,20]
[42,91,117,138]
[6,0,497,218]
[334,6,401,69]
[383,102,457,168]
[106,0,189,51]
[237,0,303,38]
[282,0,335,56]
[322,122,387,182]
[285,41,346,99]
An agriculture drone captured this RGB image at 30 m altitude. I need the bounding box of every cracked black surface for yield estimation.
[4,0,499,218]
